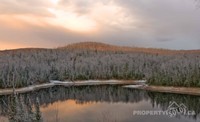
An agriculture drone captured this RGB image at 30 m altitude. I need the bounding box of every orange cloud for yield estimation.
[0,41,28,50]
[0,15,26,29]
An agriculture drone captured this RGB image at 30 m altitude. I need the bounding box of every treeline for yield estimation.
[0,45,200,88]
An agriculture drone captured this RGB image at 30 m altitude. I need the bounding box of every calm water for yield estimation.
[0,85,200,122]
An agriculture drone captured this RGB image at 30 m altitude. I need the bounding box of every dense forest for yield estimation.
[0,42,200,88]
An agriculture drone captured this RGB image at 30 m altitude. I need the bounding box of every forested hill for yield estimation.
[0,42,200,88]
[1,42,200,54]
[60,42,200,54]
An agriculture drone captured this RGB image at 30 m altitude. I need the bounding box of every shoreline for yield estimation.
[123,85,200,96]
[1,80,200,96]
[0,80,142,95]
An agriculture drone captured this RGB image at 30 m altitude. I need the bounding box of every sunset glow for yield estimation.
[0,41,28,50]
[47,8,98,33]
[50,0,60,5]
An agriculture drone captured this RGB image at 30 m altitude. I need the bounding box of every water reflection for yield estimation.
[0,85,200,122]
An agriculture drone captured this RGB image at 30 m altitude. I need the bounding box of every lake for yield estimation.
[0,85,200,122]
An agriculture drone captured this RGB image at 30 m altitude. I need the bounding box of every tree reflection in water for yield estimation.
[0,85,200,121]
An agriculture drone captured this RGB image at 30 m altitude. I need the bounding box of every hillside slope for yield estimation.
[1,42,200,54]
[60,42,200,54]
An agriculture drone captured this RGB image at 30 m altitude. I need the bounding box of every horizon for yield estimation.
[0,0,200,50]
[1,41,200,51]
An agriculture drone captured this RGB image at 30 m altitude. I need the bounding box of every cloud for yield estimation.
[0,0,53,16]
[54,0,137,31]
[0,0,200,50]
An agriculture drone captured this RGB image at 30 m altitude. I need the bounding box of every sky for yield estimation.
[0,0,200,50]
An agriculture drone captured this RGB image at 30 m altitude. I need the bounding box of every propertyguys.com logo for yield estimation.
[133,101,196,117]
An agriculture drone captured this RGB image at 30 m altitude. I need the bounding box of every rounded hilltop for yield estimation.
[58,41,200,54]
[60,42,116,51]
[59,41,167,53]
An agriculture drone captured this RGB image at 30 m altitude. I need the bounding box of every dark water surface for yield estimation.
[0,85,200,122]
